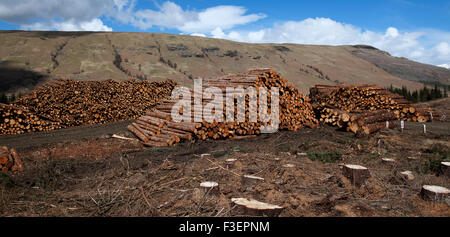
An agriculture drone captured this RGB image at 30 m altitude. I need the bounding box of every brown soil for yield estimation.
[0,113,449,216]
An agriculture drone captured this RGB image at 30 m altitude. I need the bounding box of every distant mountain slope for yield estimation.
[0,31,433,95]
[345,45,450,86]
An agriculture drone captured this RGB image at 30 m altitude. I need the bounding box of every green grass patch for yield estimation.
[307,151,342,163]
[416,144,449,174]
[0,171,13,188]
[149,147,172,152]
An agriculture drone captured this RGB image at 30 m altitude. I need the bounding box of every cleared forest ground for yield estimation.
[0,100,448,216]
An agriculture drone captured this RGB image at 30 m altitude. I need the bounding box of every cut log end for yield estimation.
[231,198,284,217]
[420,185,450,202]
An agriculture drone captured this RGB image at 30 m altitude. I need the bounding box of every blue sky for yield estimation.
[0,0,449,67]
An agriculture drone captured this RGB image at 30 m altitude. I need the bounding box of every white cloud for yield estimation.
[0,0,113,23]
[20,18,112,31]
[191,33,206,37]
[438,63,449,69]
[0,0,116,31]
[3,1,264,34]
[438,64,449,69]
[207,17,450,66]
[178,6,265,33]
[129,2,265,33]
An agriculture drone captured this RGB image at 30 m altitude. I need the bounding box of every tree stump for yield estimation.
[225,159,237,169]
[241,175,264,187]
[440,162,450,177]
[399,171,414,181]
[381,158,396,165]
[231,198,284,217]
[200,181,220,197]
[342,164,370,187]
[420,185,450,202]
[282,164,295,168]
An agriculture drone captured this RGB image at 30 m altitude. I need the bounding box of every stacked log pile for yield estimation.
[0,146,23,172]
[315,107,398,135]
[14,79,176,127]
[1,79,176,135]
[310,84,435,135]
[128,69,318,146]
[1,103,61,135]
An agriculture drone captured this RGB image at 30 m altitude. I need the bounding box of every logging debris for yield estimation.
[0,146,23,172]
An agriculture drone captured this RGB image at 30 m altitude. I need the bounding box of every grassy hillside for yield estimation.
[0,31,439,95]
[345,45,450,86]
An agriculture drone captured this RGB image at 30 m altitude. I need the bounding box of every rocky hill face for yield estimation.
[1,31,448,95]
[345,45,450,86]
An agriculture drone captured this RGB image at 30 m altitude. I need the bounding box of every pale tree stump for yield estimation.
[200,181,220,197]
[399,171,414,181]
[420,185,450,202]
[201,154,212,159]
[381,158,396,165]
[225,159,237,169]
[282,164,295,168]
[231,198,284,217]
[342,164,370,186]
[241,175,264,188]
[440,162,450,177]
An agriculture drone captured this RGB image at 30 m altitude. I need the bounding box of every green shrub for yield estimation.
[307,151,342,163]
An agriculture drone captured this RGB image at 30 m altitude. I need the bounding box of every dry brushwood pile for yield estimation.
[310,84,438,135]
[11,79,176,128]
[128,68,318,146]
[1,103,62,135]
[0,146,23,172]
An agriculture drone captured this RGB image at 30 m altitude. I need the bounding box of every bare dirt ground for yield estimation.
[0,101,449,217]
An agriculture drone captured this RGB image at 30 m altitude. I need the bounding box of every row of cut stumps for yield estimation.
[197,154,449,217]
[340,162,449,203]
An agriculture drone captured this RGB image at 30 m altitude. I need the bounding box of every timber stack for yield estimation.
[310,84,436,135]
[14,79,176,127]
[1,103,61,135]
[1,79,176,135]
[128,68,318,146]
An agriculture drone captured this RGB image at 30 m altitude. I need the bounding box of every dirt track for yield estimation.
[0,113,449,216]
[0,120,133,150]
